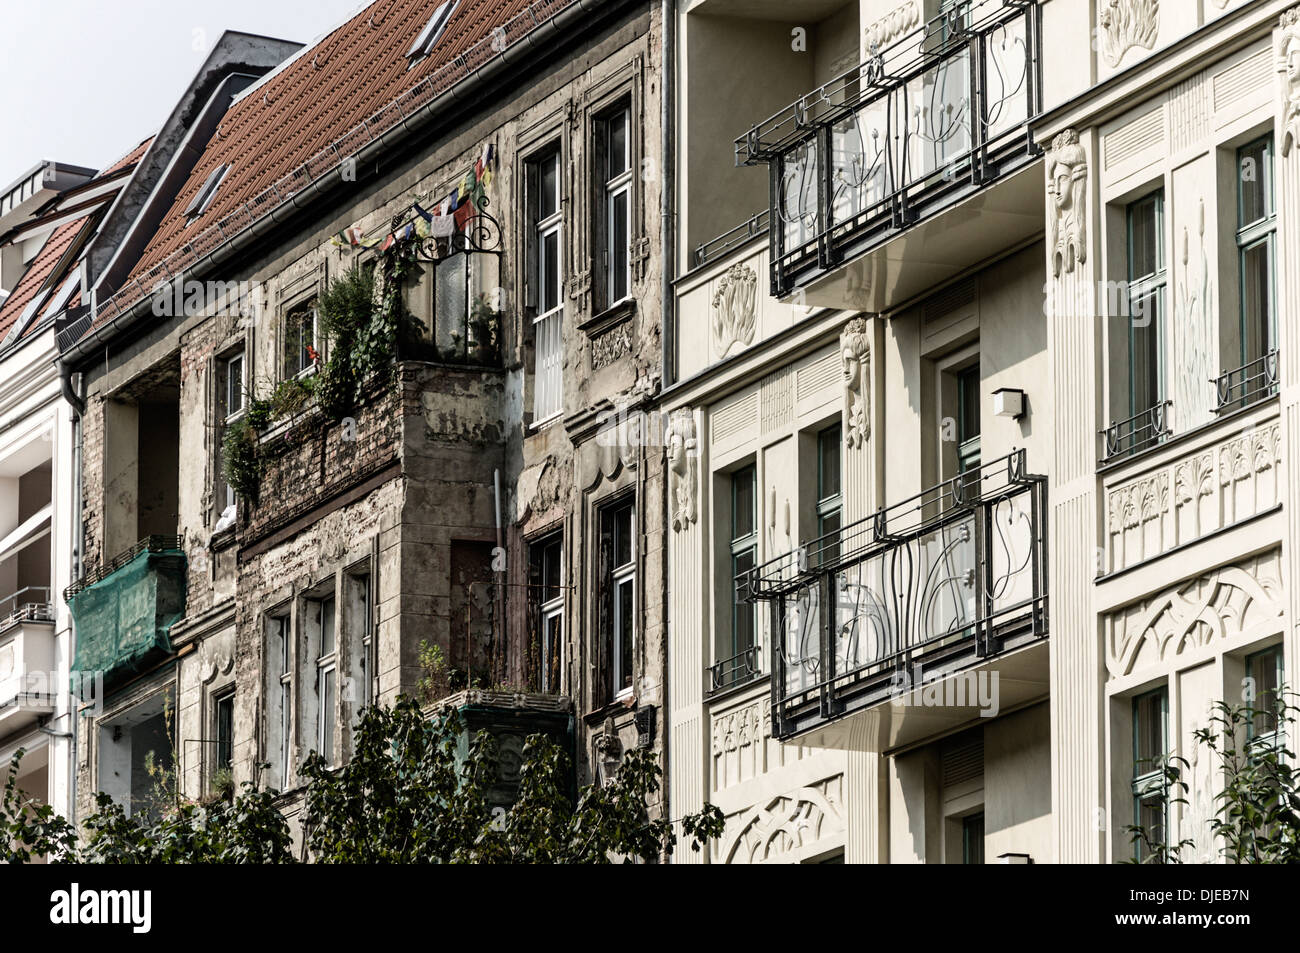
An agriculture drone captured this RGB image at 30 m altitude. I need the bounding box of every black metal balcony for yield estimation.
[746,450,1047,740]
[736,0,1042,300]
[1101,400,1172,463]
[708,645,763,694]
[1214,350,1279,414]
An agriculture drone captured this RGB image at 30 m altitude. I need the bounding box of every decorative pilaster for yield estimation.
[1274,8,1300,746]
[666,407,708,862]
[840,315,884,862]
[1045,127,1105,863]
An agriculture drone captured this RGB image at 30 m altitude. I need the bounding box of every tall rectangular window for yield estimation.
[214,690,234,775]
[218,349,245,512]
[962,813,985,865]
[817,425,843,565]
[1246,644,1284,747]
[1132,687,1169,862]
[1127,193,1166,420]
[600,500,636,700]
[267,613,291,789]
[529,534,564,693]
[314,595,336,765]
[282,301,319,379]
[1238,136,1277,398]
[529,148,563,420]
[730,466,757,660]
[595,104,632,310]
[354,574,372,711]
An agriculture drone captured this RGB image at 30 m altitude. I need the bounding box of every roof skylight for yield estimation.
[407,0,460,64]
[184,163,230,221]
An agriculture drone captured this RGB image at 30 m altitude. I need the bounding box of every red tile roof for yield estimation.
[0,138,150,343]
[116,0,575,304]
[0,217,86,340]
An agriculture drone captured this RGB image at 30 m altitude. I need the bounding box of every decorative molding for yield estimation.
[1219,423,1281,485]
[1099,0,1160,68]
[840,317,871,449]
[1175,199,1214,431]
[1107,551,1283,678]
[568,269,592,317]
[1106,472,1167,533]
[863,1,920,54]
[1277,8,1300,156]
[1173,452,1214,505]
[666,409,698,533]
[1047,129,1088,276]
[712,263,758,359]
[719,779,844,864]
[590,323,631,370]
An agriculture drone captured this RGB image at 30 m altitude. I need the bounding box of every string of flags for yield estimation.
[332,142,498,251]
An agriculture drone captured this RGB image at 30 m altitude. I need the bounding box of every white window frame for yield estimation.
[223,350,245,423]
[268,613,291,789]
[603,106,633,308]
[284,303,320,380]
[314,595,337,766]
[609,505,636,700]
[533,536,564,694]
[532,150,563,423]
[356,573,373,710]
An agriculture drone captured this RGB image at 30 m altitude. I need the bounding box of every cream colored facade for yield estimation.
[666,0,1296,863]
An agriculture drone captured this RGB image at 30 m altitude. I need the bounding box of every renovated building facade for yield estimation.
[0,150,146,827]
[55,0,670,835]
[664,0,1298,864]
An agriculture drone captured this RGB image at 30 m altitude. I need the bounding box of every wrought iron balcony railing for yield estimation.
[1101,400,1172,463]
[1214,350,1279,414]
[747,450,1047,739]
[709,644,763,694]
[736,0,1041,298]
[693,209,770,269]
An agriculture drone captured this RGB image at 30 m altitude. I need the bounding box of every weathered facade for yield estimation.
[57,0,670,837]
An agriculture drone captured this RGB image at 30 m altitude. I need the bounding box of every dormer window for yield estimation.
[407,0,459,66]
[185,163,229,223]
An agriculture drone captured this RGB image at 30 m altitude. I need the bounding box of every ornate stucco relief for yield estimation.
[590,322,631,370]
[1105,419,1280,572]
[666,408,698,532]
[1175,199,1214,431]
[840,317,871,449]
[1099,0,1160,68]
[712,263,758,359]
[717,776,845,864]
[1047,130,1088,276]
[711,696,771,792]
[863,1,920,54]
[1278,8,1300,156]
[1106,550,1283,679]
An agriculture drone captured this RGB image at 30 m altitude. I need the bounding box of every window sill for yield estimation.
[577,297,635,335]
[584,693,637,725]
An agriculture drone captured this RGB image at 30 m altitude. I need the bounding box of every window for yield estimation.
[817,425,843,564]
[313,595,337,765]
[222,350,245,421]
[962,813,985,865]
[957,365,981,476]
[1246,645,1284,748]
[266,614,292,788]
[282,301,318,379]
[600,499,636,700]
[216,348,246,514]
[595,104,632,310]
[1132,687,1169,862]
[730,466,757,663]
[184,163,229,222]
[529,534,564,693]
[528,148,563,420]
[214,690,234,776]
[1126,192,1166,421]
[1237,137,1277,399]
[407,0,459,63]
[351,574,373,712]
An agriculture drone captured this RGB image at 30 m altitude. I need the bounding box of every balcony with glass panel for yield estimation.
[745,450,1048,746]
[735,0,1042,311]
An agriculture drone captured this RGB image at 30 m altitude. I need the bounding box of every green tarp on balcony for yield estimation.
[68,541,186,685]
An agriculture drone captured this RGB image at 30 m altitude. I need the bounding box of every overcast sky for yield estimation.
[0,0,370,188]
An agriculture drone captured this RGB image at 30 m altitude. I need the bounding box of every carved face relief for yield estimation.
[840,317,871,449]
[1278,9,1300,156]
[665,409,698,532]
[1047,129,1088,277]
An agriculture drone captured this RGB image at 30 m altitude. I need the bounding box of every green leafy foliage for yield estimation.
[220,415,260,502]
[1126,692,1300,863]
[2,698,724,864]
